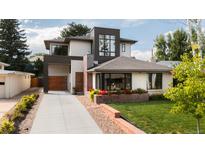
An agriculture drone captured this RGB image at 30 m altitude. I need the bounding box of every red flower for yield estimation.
[99,90,108,95]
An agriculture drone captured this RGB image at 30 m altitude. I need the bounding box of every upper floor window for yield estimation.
[99,34,116,57]
[148,73,162,89]
[121,43,126,52]
[51,44,68,56]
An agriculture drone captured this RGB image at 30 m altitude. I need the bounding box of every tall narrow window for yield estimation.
[99,34,116,57]
[122,43,126,52]
[148,73,162,89]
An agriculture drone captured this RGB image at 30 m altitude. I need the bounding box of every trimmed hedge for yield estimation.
[0,93,39,134]
[149,94,168,101]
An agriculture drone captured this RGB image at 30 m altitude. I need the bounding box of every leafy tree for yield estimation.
[164,54,205,134]
[154,29,192,61]
[0,19,30,71]
[24,58,43,77]
[154,34,168,60]
[33,58,43,77]
[60,22,91,38]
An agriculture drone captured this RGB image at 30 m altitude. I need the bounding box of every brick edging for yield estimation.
[100,104,145,134]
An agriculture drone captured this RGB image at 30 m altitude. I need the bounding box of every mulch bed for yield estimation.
[76,96,125,134]
[1,88,44,134]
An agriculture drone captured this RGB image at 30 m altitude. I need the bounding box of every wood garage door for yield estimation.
[75,72,83,92]
[48,76,67,91]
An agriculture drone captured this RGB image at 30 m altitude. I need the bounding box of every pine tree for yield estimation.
[0,19,30,71]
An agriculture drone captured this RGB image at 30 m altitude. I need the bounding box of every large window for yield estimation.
[99,34,116,57]
[96,73,131,90]
[51,44,68,56]
[148,73,162,89]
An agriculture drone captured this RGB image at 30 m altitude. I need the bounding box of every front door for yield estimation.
[75,72,84,92]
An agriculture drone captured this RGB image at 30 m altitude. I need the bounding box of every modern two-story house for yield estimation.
[43,27,172,95]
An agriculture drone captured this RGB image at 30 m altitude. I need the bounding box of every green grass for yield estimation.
[109,101,205,134]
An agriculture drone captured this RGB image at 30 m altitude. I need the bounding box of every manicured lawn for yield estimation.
[109,101,205,134]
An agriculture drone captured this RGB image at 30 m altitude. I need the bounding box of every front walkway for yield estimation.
[30,91,102,134]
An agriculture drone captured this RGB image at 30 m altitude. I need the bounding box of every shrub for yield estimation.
[11,110,24,121]
[89,89,99,101]
[149,94,168,101]
[108,90,122,95]
[11,93,38,121]
[0,119,15,134]
[123,89,132,94]
[132,88,147,94]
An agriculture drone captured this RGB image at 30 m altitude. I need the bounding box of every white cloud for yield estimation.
[25,26,65,54]
[131,50,151,61]
[121,19,145,27]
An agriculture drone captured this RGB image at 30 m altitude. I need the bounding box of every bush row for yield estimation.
[0,93,39,134]
[149,94,168,101]
[89,88,147,101]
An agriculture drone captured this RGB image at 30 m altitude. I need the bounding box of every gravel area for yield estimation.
[76,96,125,134]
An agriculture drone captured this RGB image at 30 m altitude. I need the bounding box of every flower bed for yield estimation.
[89,88,149,104]
[0,94,39,134]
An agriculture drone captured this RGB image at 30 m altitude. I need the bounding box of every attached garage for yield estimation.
[48,64,70,91]
[48,76,67,90]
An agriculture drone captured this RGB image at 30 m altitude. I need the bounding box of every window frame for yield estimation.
[98,34,116,57]
[148,73,163,90]
[121,43,126,52]
[50,43,69,56]
[96,73,132,90]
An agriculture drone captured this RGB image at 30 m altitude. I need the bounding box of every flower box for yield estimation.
[94,93,149,104]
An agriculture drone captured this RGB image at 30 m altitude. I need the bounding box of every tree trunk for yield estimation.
[196,118,201,134]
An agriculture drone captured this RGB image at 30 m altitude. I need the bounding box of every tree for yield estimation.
[164,54,205,134]
[0,19,30,71]
[60,22,91,38]
[154,34,168,60]
[33,58,43,77]
[154,29,192,61]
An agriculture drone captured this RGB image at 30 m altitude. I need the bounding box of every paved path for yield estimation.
[30,92,102,134]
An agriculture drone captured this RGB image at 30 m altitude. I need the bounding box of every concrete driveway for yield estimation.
[0,100,16,118]
[30,91,102,134]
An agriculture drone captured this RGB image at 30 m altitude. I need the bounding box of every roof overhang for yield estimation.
[0,62,10,67]
[88,69,172,73]
[0,70,35,76]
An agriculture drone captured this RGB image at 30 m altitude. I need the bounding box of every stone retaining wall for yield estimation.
[100,104,145,134]
[94,93,149,104]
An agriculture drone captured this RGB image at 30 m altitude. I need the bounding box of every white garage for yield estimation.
[0,62,34,99]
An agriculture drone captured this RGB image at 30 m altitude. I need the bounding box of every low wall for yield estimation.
[100,104,145,134]
[94,93,149,104]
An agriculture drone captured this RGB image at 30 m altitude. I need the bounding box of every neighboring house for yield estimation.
[156,61,180,69]
[0,62,34,98]
[43,27,172,95]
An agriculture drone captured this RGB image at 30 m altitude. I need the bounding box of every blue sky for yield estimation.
[22,19,205,60]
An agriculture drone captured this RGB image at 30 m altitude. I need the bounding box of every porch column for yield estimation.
[92,72,96,89]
